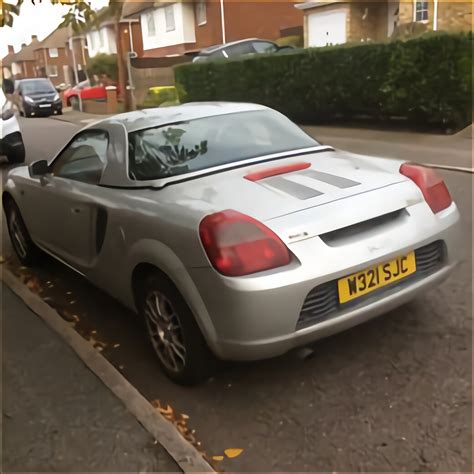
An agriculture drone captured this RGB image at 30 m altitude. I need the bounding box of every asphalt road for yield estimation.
[1,117,472,471]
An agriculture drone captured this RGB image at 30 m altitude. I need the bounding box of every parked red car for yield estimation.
[63,80,107,107]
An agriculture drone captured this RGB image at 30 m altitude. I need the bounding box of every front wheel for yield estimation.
[139,273,218,385]
[7,142,25,164]
[5,200,40,266]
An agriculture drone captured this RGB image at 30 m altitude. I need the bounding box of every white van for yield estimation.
[1,88,25,163]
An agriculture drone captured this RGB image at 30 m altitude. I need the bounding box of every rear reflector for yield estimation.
[400,163,452,214]
[199,210,291,276]
[245,162,311,182]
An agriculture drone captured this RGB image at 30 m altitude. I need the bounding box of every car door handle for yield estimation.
[71,207,82,214]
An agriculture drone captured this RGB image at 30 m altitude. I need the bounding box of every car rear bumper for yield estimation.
[204,262,456,360]
[187,203,461,361]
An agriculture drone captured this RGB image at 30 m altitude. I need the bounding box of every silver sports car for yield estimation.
[3,103,460,384]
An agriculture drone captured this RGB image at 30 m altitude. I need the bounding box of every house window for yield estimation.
[146,11,156,36]
[47,65,58,77]
[165,4,175,31]
[196,0,207,25]
[49,47,59,58]
[415,1,429,22]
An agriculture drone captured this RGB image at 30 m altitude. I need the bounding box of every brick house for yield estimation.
[33,27,72,86]
[66,35,89,83]
[297,0,472,48]
[2,38,39,80]
[122,0,304,58]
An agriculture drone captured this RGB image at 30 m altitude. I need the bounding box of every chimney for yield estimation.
[21,43,27,49]
[31,35,38,42]
[8,45,14,54]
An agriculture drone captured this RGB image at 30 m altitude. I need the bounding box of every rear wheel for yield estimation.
[5,200,40,266]
[138,273,217,385]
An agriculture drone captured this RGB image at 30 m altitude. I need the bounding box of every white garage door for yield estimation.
[308,10,347,47]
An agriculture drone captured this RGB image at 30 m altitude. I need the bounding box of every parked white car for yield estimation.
[0,88,25,164]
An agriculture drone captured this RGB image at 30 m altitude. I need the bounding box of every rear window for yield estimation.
[128,109,318,181]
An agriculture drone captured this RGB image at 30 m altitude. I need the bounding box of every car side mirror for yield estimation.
[29,160,49,178]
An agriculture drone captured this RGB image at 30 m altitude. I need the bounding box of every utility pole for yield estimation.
[219,0,226,44]
[69,27,82,112]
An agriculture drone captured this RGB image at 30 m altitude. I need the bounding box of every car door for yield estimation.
[23,130,109,271]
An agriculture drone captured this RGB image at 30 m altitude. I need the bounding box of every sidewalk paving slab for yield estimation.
[2,282,181,473]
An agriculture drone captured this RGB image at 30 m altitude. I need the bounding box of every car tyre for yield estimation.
[7,142,25,164]
[5,199,40,266]
[139,273,218,385]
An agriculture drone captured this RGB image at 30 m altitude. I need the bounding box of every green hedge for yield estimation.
[175,33,472,130]
[87,53,118,81]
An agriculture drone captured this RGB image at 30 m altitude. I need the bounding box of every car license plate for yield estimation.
[338,252,416,304]
[39,104,51,108]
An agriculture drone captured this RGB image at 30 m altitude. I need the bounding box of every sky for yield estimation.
[0,0,109,59]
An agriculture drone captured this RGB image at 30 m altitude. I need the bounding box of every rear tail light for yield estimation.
[199,210,291,276]
[400,163,452,214]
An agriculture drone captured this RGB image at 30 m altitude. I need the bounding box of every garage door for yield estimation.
[307,10,347,47]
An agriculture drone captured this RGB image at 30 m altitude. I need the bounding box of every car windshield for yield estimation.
[128,109,319,181]
[20,79,55,94]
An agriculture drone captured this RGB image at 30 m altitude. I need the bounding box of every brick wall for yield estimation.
[348,2,388,42]
[437,0,472,31]
[34,47,69,86]
[193,0,223,49]
[223,1,303,43]
[22,61,36,78]
[398,0,414,23]
[398,0,471,32]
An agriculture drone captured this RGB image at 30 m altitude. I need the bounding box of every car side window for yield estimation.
[51,130,108,185]
[208,50,225,60]
[226,42,254,57]
[252,41,279,54]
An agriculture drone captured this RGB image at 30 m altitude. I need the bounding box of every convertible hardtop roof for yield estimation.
[87,102,269,133]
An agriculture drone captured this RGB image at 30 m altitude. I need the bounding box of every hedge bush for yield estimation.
[175,33,472,130]
[87,53,118,81]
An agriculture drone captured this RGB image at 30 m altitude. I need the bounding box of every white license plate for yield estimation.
[39,104,51,108]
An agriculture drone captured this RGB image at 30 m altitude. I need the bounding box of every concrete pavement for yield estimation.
[1,116,472,472]
[2,282,180,472]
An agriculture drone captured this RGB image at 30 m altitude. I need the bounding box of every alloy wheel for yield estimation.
[8,207,28,260]
[144,290,187,373]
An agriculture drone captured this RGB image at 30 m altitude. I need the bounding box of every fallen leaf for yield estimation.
[181,413,189,420]
[113,343,120,348]
[0,256,5,264]
[225,448,243,459]
[212,455,224,462]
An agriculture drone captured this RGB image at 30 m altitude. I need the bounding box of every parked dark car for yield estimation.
[192,38,296,63]
[14,78,62,118]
